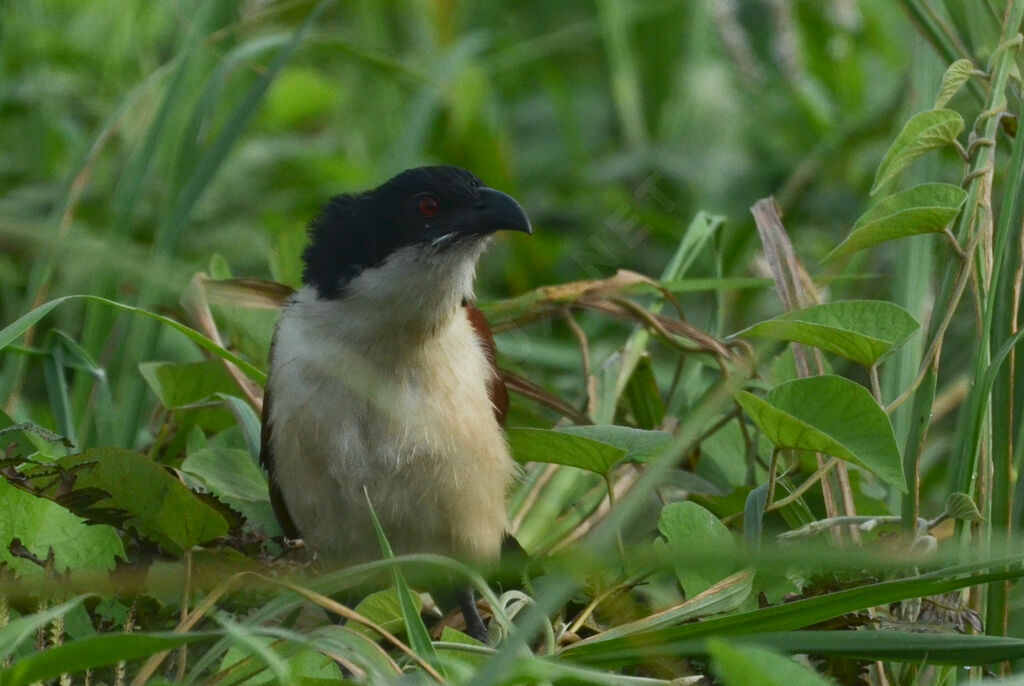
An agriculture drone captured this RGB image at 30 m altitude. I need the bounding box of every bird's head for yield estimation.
[302,166,531,317]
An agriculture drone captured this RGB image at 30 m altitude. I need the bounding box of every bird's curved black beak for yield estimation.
[466,187,532,236]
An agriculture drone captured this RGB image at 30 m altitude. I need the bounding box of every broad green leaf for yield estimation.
[825,183,967,262]
[506,427,626,475]
[658,502,739,597]
[556,425,671,463]
[350,588,421,640]
[181,446,278,534]
[735,376,905,491]
[736,300,920,366]
[0,631,218,686]
[872,110,964,193]
[59,448,229,554]
[946,492,984,522]
[0,479,123,576]
[181,447,269,503]
[709,639,834,686]
[934,59,974,109]
[139,360,238,409]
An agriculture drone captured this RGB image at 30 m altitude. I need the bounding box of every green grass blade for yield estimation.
[364,491,444,676]
[560,561,1024,664]
[0,295,265,383]
[0,632,219,686]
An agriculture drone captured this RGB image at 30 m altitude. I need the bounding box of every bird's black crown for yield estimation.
[302,166,530,299]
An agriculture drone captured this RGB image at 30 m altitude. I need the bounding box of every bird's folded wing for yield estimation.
[464,303,508,427]
[259,349,302,541]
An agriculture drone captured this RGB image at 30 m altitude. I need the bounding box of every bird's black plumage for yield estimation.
[302,166,490,299]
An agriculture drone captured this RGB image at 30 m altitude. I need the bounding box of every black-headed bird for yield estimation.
[260,166,531,639]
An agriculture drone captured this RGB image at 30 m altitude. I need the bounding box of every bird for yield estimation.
[259,165,531,640]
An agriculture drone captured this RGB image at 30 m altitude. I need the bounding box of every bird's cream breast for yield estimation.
[267,286,515,564]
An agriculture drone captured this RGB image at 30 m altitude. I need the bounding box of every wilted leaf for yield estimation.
[933,59,974,109]
[735,376,905,491]
[736,300,920,366]
[507,427,626,475]
[872,110,964,193]
[824,183,966,263]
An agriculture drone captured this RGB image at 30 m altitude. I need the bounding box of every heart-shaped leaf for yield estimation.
[735,376,905,491]
[824,183,966,263]
[872,110,964,193]
[736,300,920,366]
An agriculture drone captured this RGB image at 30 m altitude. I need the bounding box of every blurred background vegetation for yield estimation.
[9,1,1024,681]
[0,0,935,448]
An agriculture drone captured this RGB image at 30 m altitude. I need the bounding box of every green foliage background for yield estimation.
[4,1,1024,684]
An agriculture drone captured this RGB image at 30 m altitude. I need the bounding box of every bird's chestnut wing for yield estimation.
[463,303,509,426]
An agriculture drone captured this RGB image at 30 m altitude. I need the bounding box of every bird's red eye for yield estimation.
[418,195,440,218]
